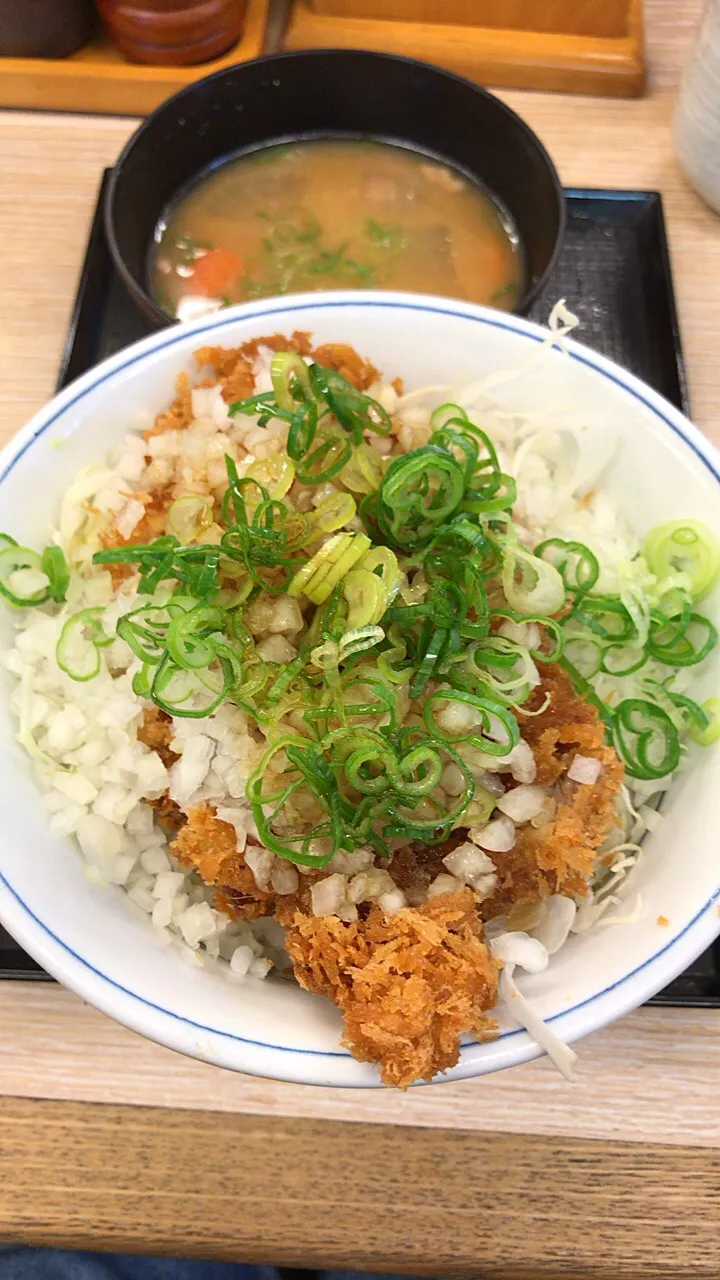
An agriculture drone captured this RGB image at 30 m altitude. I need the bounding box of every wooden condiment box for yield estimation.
[0,0,268,115]
[286,0,646,97]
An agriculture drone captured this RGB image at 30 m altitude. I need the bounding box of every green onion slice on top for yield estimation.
[2,353,719,865]
[611,698,681,780]
[535,537,600,597]
[0,544,53,607]
[689,696,720,746]
[56,608,110,681]
[643,519,720,601]
[501,545,565,617]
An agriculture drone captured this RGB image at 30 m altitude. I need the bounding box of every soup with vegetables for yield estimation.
[151,140,524,320]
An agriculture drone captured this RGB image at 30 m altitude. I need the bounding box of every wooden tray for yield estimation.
[0,0,269,116]
[285,0,646,97]
[309,0,630,35]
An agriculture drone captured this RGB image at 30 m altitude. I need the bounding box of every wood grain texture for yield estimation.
[0,0,717,1226]
[0,0,269,116]
[307,0,632,39]
[0,983,719,1148]
[284,0,646,98]
[0,1095,719,1279]
[284,0,719,426]
[0,0,712,447]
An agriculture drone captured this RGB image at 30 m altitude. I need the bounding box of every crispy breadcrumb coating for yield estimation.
[100,336,381,580]
[148,793,185,834]
[193,332,379,401]
[168,807,500,1087]
[387,831,468,901]
[195,332,313,405]
[310,343,379,390]
[522,665,613,786]
[192,347,256,405]
[166,809,499,1087]
[281,889,498,1089]
[171,802,295,921]
[137,708,178,769]
[133,660,623,1085]
[135,663,623,1085]
[99,484,174,585]
[112,342,627,1090]
[144,372,196,438]
[481,666,624,917]
[138,708,184,830]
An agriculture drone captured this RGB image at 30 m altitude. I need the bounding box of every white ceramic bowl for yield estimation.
[1,291,719,1087]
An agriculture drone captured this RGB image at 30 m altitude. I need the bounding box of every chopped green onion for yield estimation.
[270,351,313,410]
[423,689,520,756]
[646,611,717,667]
[611,699,681,780]
[309,364,391,441]
[117,602,187,663]
[151,651,237,719]
[429,402,468,430]
[41,546,70,602]
[643,519,720,600]
[132,663,154,699]
[377,446,465,550]
[295,427,352,485]
[289,532,371,604]
[167,495,213,544]
[245,452,295,501]
[600,643,647,676]
[651,685,708,736]
[0,545,51,607]
[377,626,411,685]
[490,608,564,663]
[4,349,719,859]
[287,402,318,462]
[571,596,637,642]
[165,603,225,670]
[689,696,720,746]
[56,608,108,681]
[246,736,344,866]
[559,656,614,729]
[339,442,386,495]
[308,492,357,536]
[535,537,599,597]
[343,568,388,629]
[429,423,480,486]
[338,625,384,661]
[501,545,565,617]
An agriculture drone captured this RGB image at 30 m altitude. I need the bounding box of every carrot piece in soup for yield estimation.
[189,248,243,297]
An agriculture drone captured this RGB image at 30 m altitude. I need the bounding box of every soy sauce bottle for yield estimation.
[96,0,247,66]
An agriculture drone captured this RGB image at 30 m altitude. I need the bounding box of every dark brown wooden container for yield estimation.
[95,0,247,66]
[0,0,95,58]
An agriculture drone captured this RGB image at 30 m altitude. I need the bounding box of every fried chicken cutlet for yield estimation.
[481,667,624,916]
[156,665,623,1087]
[172,808,498,1087]
[172,803,291,922]
[281,889,498,1089]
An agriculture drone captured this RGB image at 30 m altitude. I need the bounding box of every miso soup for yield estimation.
[151,139,524,320]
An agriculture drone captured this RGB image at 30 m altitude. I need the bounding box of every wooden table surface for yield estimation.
[1,2,720,1276]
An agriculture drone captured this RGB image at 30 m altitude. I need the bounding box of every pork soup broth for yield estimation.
[151,140,524,320]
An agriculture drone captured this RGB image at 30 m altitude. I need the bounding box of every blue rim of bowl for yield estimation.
[1,294,719,1073]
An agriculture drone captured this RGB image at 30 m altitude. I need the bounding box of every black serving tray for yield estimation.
[3,173,717,1007]
[56,174,690,409]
